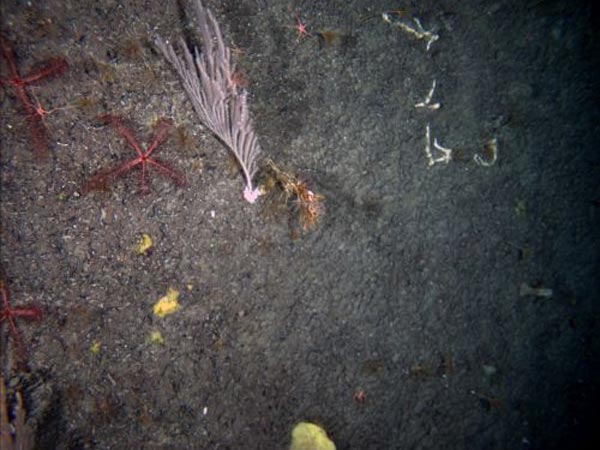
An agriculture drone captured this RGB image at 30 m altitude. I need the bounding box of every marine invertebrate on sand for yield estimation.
[382,10,439,51]
[155,0,261,203]
[290,422,336,450]
[0,33,68,157]
[262,160,325,234]
[82,114,187,195]
[153,287,180,318]
[0,283,43,371]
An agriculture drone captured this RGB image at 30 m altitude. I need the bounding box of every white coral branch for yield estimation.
[155,0,261,203]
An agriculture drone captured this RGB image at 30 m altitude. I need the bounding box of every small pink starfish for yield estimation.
[83,114,187,195]
[0,284,43,371]
[291,12,312,41]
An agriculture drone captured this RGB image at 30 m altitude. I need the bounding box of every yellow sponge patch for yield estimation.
[153,287,180,318]
[135,233,154,255]
[290,422,336,450]
[149,330,165,344]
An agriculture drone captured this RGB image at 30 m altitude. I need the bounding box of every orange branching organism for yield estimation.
[294,179,325,232]
[262,160,325,233]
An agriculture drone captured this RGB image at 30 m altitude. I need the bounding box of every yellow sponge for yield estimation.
[153,287,180,318]
[290,422,336,450]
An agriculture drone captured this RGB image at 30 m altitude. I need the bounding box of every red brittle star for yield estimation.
[0,283,43,371]
[83,114,187,195]
[290,12,312,41]
[0,33,68,157]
